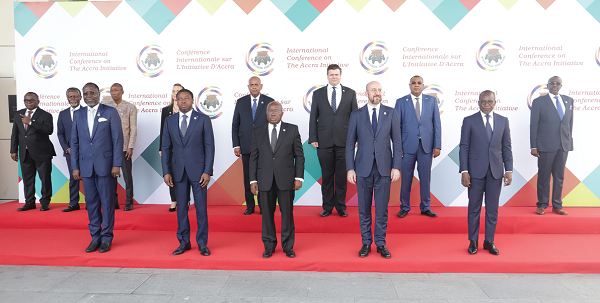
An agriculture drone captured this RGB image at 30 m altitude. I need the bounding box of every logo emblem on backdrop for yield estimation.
[476,40,506,71]
[359,41,389,75]
[303,85,326,114]
[527,84,548,109]
[196,86,224,119]
[246,43,275,76]
[136,45,164,77]
[423,84,445,114]
[31,46,58,79]
[596,47,600,67]
[100,87,112,103]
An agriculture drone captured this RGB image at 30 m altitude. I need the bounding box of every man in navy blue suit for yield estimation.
[58,87,83,212]
[162,89,215,256]
[232,76,272,215]
[346,81,401,259]
[460,90,513,255]
[394,75,441,218]
[71,82,123,253]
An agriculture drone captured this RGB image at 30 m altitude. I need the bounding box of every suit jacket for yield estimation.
[57,107,75,157]
[394,93,442,154]
[159,104,175,152]
[309,85,358,148]
[346,105,402,177]
[459,112,513,179]
[249,122,305,191]
[530,94,574,152]
[161,110,215,182]
[71,104,124,178]
[232,93,272,154]
[10,107,56,162]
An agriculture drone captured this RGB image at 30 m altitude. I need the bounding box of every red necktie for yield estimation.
[25,110,32,131]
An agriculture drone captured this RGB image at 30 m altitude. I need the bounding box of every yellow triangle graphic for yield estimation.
[497,0,519,10]
[346,0,371,12]
[58,1,88,18]
[50,180,85,204]
[563,183,600,207]
[196,0,226,15]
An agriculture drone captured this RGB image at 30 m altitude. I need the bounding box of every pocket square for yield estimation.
[98,117,108,122]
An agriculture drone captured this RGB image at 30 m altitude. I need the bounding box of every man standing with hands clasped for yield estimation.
[58,87,84,212]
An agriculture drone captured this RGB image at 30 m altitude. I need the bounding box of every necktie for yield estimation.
[181,114,188,137]
[555,96,564,121]
[252,98,257,120]
[331,87,337,114]
[25,110,32,131]
[271,125,277,152]
[372,108,377,135]
[415,97,421,122]
[485,114,492,140]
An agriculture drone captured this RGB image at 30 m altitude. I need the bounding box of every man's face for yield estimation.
[172,85,183,102]
[67,90,81,108]
[267,103,283,125]
[110,84,124,102]
[327,69,341,87]
[177,91,194,113]
[82,85,100,108]
[248,77,263,98]
[24,93,39,110]
[409,77,424,97]
[479,93,496,115]
[548,76,562,95]
[366,82,383,106]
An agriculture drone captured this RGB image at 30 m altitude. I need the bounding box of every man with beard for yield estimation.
[58,87,84,212]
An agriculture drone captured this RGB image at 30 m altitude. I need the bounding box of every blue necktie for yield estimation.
[181,114,188,137]
[485,114,492,141]
[331,87,337,114]
[252,98,257,120]
[372,108,377,135]
[555,96,564,120]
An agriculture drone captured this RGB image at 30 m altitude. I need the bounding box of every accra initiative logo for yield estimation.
[100,87,112,103]
[246,43,275,76]
[423,84,445,114]
[527,84,548,109]
[476,40,506,71]
[303,85,326,113]
[596,47,600,66]
[136,45,164,78]
[359,41,389,75]
[31,46,58,79]
[195,86,224,119]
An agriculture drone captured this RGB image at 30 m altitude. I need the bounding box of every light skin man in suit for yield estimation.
[309,64,358,217]
[394,75,441,218]
[530,76,573,216]
[162,89,215,256]
[58,87,83,212]
[232,76,272,215]
[10,92,56,211]
[71,82,123,253]
[250,101,304,258]
[460,90,513,255]
[346,81,401,259]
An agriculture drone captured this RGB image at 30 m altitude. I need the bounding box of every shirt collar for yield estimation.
[480,111,494,118]
[367,103,381,111]
[26,108,37,114]
[251,94,260,102]
[269,121,281,129]
[180,110,192,118]
[549,93,560,100]
[71,105,81,111]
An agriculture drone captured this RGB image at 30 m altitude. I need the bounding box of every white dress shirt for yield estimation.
[480,111,494,131]
[327,84,342,108]
[410,93,424,115]
[367,102,381,124]
[179,110,192,131]
[548,93,562,111]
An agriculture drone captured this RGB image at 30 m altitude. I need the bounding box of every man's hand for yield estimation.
[310,142,318,148]
[504,172,513,186]
[391,168,400,182]
[294,180,302,190]
[73,169,81,181]
[251,183,258,196]
[125,148,133,160]
[164,174,173,187]
[66,148,71,154]
[10,153,18,162]
[433,148,441,158]
[461,172,471,187]
[199,173,210,187]
[531,148,539,157]
[234,147,241,157]
[111,167,121,178]
[159,151,162,157]
[20,114,31,125]
[347,170,356,185]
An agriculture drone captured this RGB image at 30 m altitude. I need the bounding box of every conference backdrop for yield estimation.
[13,0,600,207]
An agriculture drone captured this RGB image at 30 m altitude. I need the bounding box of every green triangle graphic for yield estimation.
[58,1,89,18]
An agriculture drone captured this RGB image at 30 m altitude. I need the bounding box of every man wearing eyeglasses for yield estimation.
[530,76,574,216]
[10,92,56,211]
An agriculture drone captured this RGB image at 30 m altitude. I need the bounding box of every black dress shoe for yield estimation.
[421,210,437,217]
[397,210,408,218]
[483,241,499,255]
[17,204,36,211]
[99,241,112,253]
[62,205,80,212]
[124,204,133,211]
[85,241,100,252]
[114,204,120,209]
[468,240,478,255]
[173,243,191,255]
[263,248,273,258]
[359,245,371,257]
[284,249,296,258]
[338,210,348,217]
[377,245,391,258]
[168,206,176,212]
[199,245,211,256]
[320,210,332,217]
[40,205,50,211]
[244,208,255,215]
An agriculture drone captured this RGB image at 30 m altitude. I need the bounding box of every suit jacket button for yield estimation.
[183,147,185,150]
[24,136,27,138]
[90,143,92,145]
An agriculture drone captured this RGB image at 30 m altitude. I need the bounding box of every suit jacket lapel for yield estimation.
[169,113,183,146]
[490,114,501,143]
[364,107,374,137]
[182,111,199,146]
[545,95,561,121]
[273,123,288,154]
[91,105,101,140]
[476,113,490,143]
[254,95,267,122]
[376,107,389,136]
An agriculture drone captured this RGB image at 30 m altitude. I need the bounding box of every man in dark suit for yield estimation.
[162,89,215,256]
[394,75,441,218]
[160,83,184,212]
[530,76,573,216]
[71,83,123,253]
[309,64,358,217]
[58,87,84,212]
[460,90,513,255]
[346,81,401,259]
[232,76,272,215]
[10,92,56,211]
[250,101,304,258]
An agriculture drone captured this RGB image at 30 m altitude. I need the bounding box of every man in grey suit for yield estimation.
[530,76,573,216]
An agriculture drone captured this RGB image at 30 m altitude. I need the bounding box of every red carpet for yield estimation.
[1,202,600,273]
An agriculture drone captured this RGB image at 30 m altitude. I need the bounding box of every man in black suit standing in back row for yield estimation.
[309,64,358,217]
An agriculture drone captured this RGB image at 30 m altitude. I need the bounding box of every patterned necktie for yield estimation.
[372,108,377,135]
[271,125,277,152]
[25,110,32,131]
[555,96,564,121]
[331,87,337,114]
[181,114,188,137]
[415,97,421,122]
[486,114,492,140]
[252,98,257,120]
